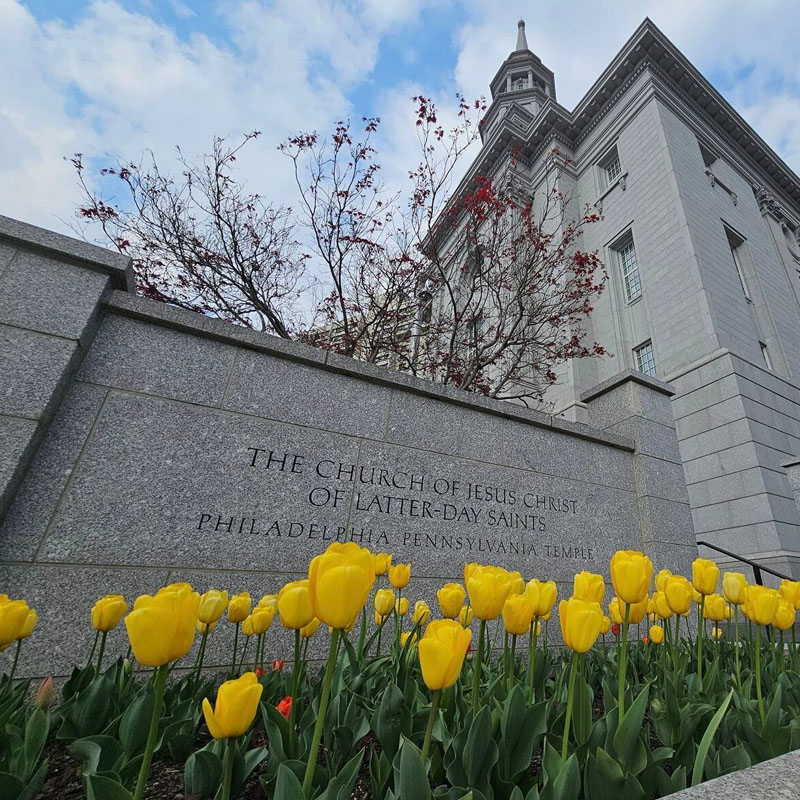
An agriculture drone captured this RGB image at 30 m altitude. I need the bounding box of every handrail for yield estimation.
[696,540,792,585]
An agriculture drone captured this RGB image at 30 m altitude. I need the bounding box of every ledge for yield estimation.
[0,215,134,292]
[580,369,675,403]
[663,749,799,798]
[102,290,636,453]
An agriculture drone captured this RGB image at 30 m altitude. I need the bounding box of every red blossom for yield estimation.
[276,696,292,719]
[272,659,284,671]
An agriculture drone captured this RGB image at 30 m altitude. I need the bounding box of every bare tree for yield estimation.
[70,132,307,337]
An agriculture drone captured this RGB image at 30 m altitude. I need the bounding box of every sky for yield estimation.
[2,0,800,238]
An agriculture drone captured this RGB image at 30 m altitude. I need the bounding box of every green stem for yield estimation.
[95,631,108,677]
[673,615,681,675]
[8,639,22,684]
[528,617,538,703]
[238,638,250,673]
[472,619,486,716]
[395,589,402,653]
[358,607,367,659]
[503,630,509,688]
[255,634,263,671]
[779,630,785,674]
[302,629,341,796]
[87,630,99,669]
[289,629,301,755]
[755,625,765,725]
[230,623,239,680]
[619,603,631,717]
[377,623,383,657]
[221,736,235,800]
[792,624,797,672]
[734,606,741,689]
[193,630,208,696]
[697,596,705,680]
[421,690,441,763]
[561,651,579,760]
[132,664,168,800]
[509,635,517,690]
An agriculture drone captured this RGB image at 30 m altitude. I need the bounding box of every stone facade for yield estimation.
[444,18,800,579]
[0,214,695,678]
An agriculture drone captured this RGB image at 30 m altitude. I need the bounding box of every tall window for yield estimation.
[634,340,656,377]
[760,342,773,371]
[725,227,751,301]
[600,145,622,186]
[618,239,642,301]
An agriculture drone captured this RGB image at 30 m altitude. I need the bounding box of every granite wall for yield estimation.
[0,216,697,678]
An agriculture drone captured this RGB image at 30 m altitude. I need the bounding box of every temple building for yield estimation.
[447,18,800,579]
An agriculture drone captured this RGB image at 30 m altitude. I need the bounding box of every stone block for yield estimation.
[0,382,108,561]
[607,416,682,462]
[0,416,38,516]
[0,251,109,341]
[78,316,237,406]
[0,241,17,277]
[0,324,77,419]
[637,496,695,548]
[634,455,690,503]
[223,348,391,440]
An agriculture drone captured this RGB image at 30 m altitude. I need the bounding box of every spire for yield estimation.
[515,19,528,52]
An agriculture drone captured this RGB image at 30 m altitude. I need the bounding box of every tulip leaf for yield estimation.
[275,762,306,800]
[369,747,392,799]
[395,737,431,800]
[69,736,124,776]
[317,750,364,800]
[498,690,546,782]
[691,688,734,786]
[183,749,222,797]
[375,683,411,760]
[763,683,783,737]
[118,687,153,757]
[612,684,648,772]
[552,753,580,800]
[572,675,593,747]
[85,774,133,800]
[0,773,24,800]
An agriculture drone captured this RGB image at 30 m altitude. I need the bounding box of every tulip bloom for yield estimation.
[276,696,292,719]
[413,600,431,626]
[664,575,693,615]
[373,552,392,576]
[437,583,466,619]
[0,599,32,648]
[464,562,480,585]
[395,597,409,617]
[573,571,605,604]
[251,605,275,635]
[374,589,394,618]
[91,595,128,632]
[779,579,800,610]
[198,590,228,625]
[652,591,673,620]
[258,593,278,612]
[300,618,320,638]
[773,599,795,631]
[703,593,728,623]
[388,563,411,589]
[278,581,314,630]
[458,605,473,627]
[744,585,780,724]
[502,594,535,636]
[610,550,653,604]
[711,626,723,640]
[418,620,471,761]
[655,569,673,593]
[467,566,512,621]
[508,571,525,595]
[599,615,611,635]
[526,579,557,617]
[400,630,418,648]
[227,593,251,624]
[692,558,720,596]
[722,572,748,606]
[649,625,664,644]
[203,672,263,800]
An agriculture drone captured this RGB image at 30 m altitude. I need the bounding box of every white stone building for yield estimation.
[451,18,800,579]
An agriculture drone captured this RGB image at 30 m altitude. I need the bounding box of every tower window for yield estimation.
[725,226,751,301]
[513,76,529,91]
[634,340,656,377]
[599,145,622,187]
[760,342,773,371]
[615,238,642,302]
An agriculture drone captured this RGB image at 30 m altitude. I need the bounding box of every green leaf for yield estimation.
[184,749,222,797]
[0,773,24,800]
[274,762,306,800]
[612,684,649,773]
[20,707,49,780]
[369,747,392,800]
[552,753,580,800]
[395,738,431,800]
[118,687,153,757]
[69,736,125,777]
[691,688,734,786]
[375,683,411,760]
[85,774,134,800]
[317,750,364,800]
[572,675,593,746]
[17,759,49,800]
[763,683,783,738]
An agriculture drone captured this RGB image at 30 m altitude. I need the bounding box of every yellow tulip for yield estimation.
[418,620,471,690]
[599,615,611,635]
[197,620,216,635]
[508,571,525,595]
[388,563,411,589]
[91,594,128,632]
[202,672,263,739]
[278,580,314,630]
[649,625,664,644]
[467,566,512,620]
[227,592,251,624]
[400,630,418,648]
[125,586,199,667]
[458,606,473,627]
[655,569,673,593]
[413,601,431,626]
[772,599,795,631]
[608,597,623,625]
[559,597,603,653]
[779,579,800,610]
[744,585,780,626]
[692,558,720,596]
[573,571,605,604]
[374,610,383,625]
[373,552,392,576]
[242,616,255,637]
[502,593,535,635]
[652,591,673,620]
[437,583,466,619]
[711,626,723,640]
[610,550,653,604]
[395,597,409,617]
[258,593,278,611]
[308,542,375,629]
[250,605,275,635]
[692,588,702,604]
[464,562,480,585]
[722,572,748,606]
[300,618,321,638]
[703,593,728,623]
[526,579,557,617]
[0,600,31,647]
[157,582,193,594]
[533,619,542,637]
[664,575,693,615]
[374,589,395,618]
[198,590,228,625]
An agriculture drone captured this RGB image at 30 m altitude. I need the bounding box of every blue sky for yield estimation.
[2,0,800,233]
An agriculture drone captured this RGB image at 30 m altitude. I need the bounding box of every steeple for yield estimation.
[515,19,529,52]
